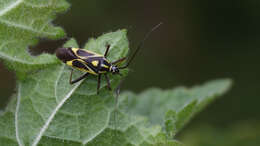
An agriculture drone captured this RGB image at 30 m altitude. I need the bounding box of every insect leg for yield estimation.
[97,74,101,94]
[70,69,89,84]
[104,74,112,90]
[104,44,110,57]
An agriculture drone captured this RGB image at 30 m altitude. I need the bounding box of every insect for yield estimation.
[56,23,162,94]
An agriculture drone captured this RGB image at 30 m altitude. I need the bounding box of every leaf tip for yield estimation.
[121,29,128,34]
[63,38,79,48]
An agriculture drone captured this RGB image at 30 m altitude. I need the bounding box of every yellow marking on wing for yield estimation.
[84,50,102,56]
[92,60,99,67]
[85,67,98,75]
[79,68,98,75]
[72,48,85,59]
[101,64,109,68]
[71,48,79,54]
[67,59,98,75]
[80,60,98,75]
[73,48,104,59]
[77,67,87,73]
[66,60,73,67]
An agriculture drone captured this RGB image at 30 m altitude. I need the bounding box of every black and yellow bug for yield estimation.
[56,23,162,94]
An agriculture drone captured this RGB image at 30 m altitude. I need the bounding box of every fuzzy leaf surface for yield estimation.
[0,1,232,145]
[0,0,69,74]
[0,30,134,146]
[124,79,232,136]
[0,72,231,145]
[0,30,186,146]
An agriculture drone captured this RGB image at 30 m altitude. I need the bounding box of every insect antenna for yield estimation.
[118,22,163,69]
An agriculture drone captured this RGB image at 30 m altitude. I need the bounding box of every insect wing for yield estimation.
[72,48,102,59]
[83,57,102,74]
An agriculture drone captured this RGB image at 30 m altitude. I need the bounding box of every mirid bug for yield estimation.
[56,23,162,94]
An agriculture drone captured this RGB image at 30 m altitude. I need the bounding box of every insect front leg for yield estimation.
[104,44,110,58]
[97,74,102,94]
[104,74,112,90]
[69,69,89,84]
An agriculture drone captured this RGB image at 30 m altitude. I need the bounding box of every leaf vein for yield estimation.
[0,19,57,36]
[82,110,111,144]
[32,80,83,146]
[75,115,81,140]
[0,51,35,65]
[54,65,65,103]
[15,83,23,146]
[0,0,23,17]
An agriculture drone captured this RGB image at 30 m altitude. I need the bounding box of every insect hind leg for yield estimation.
[69,69,89,84]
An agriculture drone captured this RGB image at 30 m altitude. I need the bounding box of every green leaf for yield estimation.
[0,30,132,146]
[84,29,129,62]
[0,1,232,145]
[0,29,181,146]
[125,79,232,137]
[0,29,185,145]
[0,66,231,145]
[0,0,69,75]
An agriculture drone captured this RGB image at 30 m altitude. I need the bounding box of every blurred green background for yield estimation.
[0,0,259,145]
